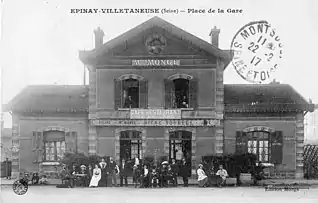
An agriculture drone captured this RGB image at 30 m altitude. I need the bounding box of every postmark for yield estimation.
[12,179,28,195]
[230,21,283,84]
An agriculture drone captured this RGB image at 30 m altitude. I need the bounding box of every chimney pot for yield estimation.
[94,27,104,49]
[209,26,220,48]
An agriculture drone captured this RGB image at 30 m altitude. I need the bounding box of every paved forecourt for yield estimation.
[1,186,318,203]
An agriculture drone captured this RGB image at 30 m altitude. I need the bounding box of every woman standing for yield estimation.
[89,164,101,187]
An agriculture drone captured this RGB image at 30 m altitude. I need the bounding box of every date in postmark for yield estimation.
[230,21,283,84]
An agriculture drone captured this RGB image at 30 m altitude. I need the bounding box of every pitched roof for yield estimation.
[224,84,314,112]
[5,85,89,113]
[5,84,313,113]
[79,16,231,67]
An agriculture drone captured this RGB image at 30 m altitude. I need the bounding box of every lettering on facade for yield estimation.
[132,59,180,66]
[130,109,181,119]
[91,119,220,127]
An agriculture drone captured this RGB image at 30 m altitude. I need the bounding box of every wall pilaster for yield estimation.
[88,68,98,155]
[295,113,305,179]
[215,59,224,155]
[11,123,20,178]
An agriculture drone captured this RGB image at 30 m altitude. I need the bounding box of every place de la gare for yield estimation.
[5,16,314,179]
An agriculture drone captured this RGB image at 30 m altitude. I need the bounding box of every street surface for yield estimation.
[1,186,318,203]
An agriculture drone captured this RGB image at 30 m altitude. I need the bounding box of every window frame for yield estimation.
[44,140,65,162]
[247,131,270,163]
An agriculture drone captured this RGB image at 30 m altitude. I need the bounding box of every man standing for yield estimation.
[108,157,119,187]
[179,158,189,187]
[171,159,179,187]
[119,159,129,187]
[99,158,107,187]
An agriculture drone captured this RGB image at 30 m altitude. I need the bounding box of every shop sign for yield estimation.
[91,119,220,127]
[132,59,180,66]
[130,109,181,119]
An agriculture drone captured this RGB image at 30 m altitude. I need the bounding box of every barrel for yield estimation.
[240,173,252,185]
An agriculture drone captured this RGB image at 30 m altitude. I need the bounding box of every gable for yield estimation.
[79,16,230,66]
[95,26,217,65]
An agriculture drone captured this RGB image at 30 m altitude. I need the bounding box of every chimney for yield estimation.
[94,27,104,49]
[209,26,220,48]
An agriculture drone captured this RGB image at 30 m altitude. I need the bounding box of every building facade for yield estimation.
[5,17,314,179]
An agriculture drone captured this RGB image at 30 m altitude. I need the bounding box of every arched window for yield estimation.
[236,128,283,164]
[43,131,65,161]
[165,74,198,109]
[114,75,148,109]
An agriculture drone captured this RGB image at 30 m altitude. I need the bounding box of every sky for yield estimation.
[0,0,318,129]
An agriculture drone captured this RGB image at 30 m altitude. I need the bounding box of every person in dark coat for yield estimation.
[179,158,190,187]
[159,164,169,188]
[171,159,179,187]
[119,159,130,187]
[31,173,39,185]
[70,164,79,187]
[107,157,119,187]
[99,158,108,187]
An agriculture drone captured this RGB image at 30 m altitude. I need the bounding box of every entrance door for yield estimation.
[169,131,192,164]
[120,131,142,162]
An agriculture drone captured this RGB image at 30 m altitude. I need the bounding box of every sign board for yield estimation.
[130,109,181,119]
[132,59,180,66]
[91,119,220,127]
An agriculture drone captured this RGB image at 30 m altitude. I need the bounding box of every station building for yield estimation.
[5,17,314,179]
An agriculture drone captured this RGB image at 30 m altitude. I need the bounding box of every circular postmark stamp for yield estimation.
[12,179,28,195]
[230,21,283,84]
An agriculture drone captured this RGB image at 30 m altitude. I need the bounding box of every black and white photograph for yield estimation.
[0,0,318,202]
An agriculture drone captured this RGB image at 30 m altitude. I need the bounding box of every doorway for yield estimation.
[120,131,142,162]
[169,131,192,165]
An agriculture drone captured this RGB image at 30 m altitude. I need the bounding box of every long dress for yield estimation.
[89,168,101,187]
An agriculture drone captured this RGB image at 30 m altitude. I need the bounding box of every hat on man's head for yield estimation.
[80,165,86,168]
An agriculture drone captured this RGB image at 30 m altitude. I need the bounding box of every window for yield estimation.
[114,77,148,109]
[32,130,77,163]
[165,77,198,109]
[43,130,65,161]
[44,141,65,161]
[173,79,189,108]
[247,131,269,162]
[123,79,139,108]
[236,130,283,164]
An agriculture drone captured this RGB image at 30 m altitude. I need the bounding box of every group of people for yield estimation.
[58,157,192,188]
[197,164,229,187]
[57,156,233,188]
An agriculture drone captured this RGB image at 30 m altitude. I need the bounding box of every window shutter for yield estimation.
[235,131,248,154]
[189,79,198,109]
[164,79,174,109]
[32,132,38,163]
[139,80,148,109]
[37,131,44,162]
[71,132,78,153]
[65,131,72,153]
[114,78,122,109]
[270,131,283,164]
[65,131,77,154]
